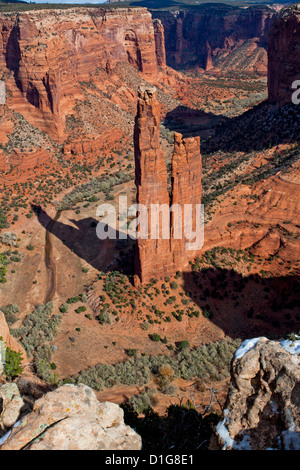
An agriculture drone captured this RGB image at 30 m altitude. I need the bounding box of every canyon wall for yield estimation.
[268,4,300,105]
[0,7,163,143]
[152,5,275,73]
[134,85,201,284]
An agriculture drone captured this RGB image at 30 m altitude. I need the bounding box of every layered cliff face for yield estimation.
[210,337,300,450]
[268,4,300,105]
[0,7,164,143]
[134,85,201,284]
[152,5,275,73]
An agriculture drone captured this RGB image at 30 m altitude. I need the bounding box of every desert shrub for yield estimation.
[160,383,177,395]
[151,333,161,342]
[129,388,155,414]
[126,348,137,357]
[59,303,69,313]
[35,358,59,385]
[0,304,19,326]
[177,340,190,352]
[0,253,7,284]
[12,303,61,357]
[75,363,119,390]
[114,359,151,386]
[67,296,80,304]
[57,172,133,210]
[75,306,87,314]
[141,321,149,330]
[97,311,111,325]
[68,338,241,391]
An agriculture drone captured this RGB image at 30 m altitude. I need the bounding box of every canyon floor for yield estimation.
[0,64,299,416]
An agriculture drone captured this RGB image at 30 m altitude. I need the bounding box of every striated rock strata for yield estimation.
[1,383,142,450]
[0,7,163,143]
[210,336,300,450]
[134,85,201,284]
[268,4,300,105]
[152,4,275,73]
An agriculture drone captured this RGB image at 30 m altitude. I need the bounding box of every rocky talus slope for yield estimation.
[210,337,300,450]
[268,3,300,105]
[0,383,141,450]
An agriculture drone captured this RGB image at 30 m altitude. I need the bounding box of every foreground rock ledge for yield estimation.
[0,384,142,450]
[210,337,300,450]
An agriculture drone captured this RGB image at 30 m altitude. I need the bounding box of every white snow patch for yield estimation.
[0,430,11,446]
[233,433,252,450]
[234,337,262,360]
[282,425,300,450]
[280,339,300,355]
[215,409,235,450]
[0,419,21,447]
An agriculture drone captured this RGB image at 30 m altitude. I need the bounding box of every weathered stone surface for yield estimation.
[268,4,300,105]
[171,132,202,268]
[1,384,141,450]
[134,86,202,284]
[210,337,300,450]
[0,232,17,247]
[0,383,24,430]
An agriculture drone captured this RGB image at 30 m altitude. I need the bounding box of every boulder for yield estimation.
[1,384,142,450]
[0,383,24,429]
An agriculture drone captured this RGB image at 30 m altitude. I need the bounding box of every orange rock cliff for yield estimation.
[0,7,165,144]
[134,85,202,284]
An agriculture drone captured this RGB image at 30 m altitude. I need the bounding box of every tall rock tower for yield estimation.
[134,86,202,284]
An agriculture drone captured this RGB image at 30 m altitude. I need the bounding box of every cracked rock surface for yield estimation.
[210,337,300,450]
[0,384,141,450]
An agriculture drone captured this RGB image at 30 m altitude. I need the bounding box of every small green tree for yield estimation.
[3,347,23,380]
[177,340,190,352]
[151,333,161,342]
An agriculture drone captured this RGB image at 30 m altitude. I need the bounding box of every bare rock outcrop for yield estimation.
[134,85,202,284]
[0,383,142,450]
[0,383,24,430]
[268,4,300,105]
[211,336,300,450]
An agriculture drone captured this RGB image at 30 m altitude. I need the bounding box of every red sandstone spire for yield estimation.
[134,86,202,284]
